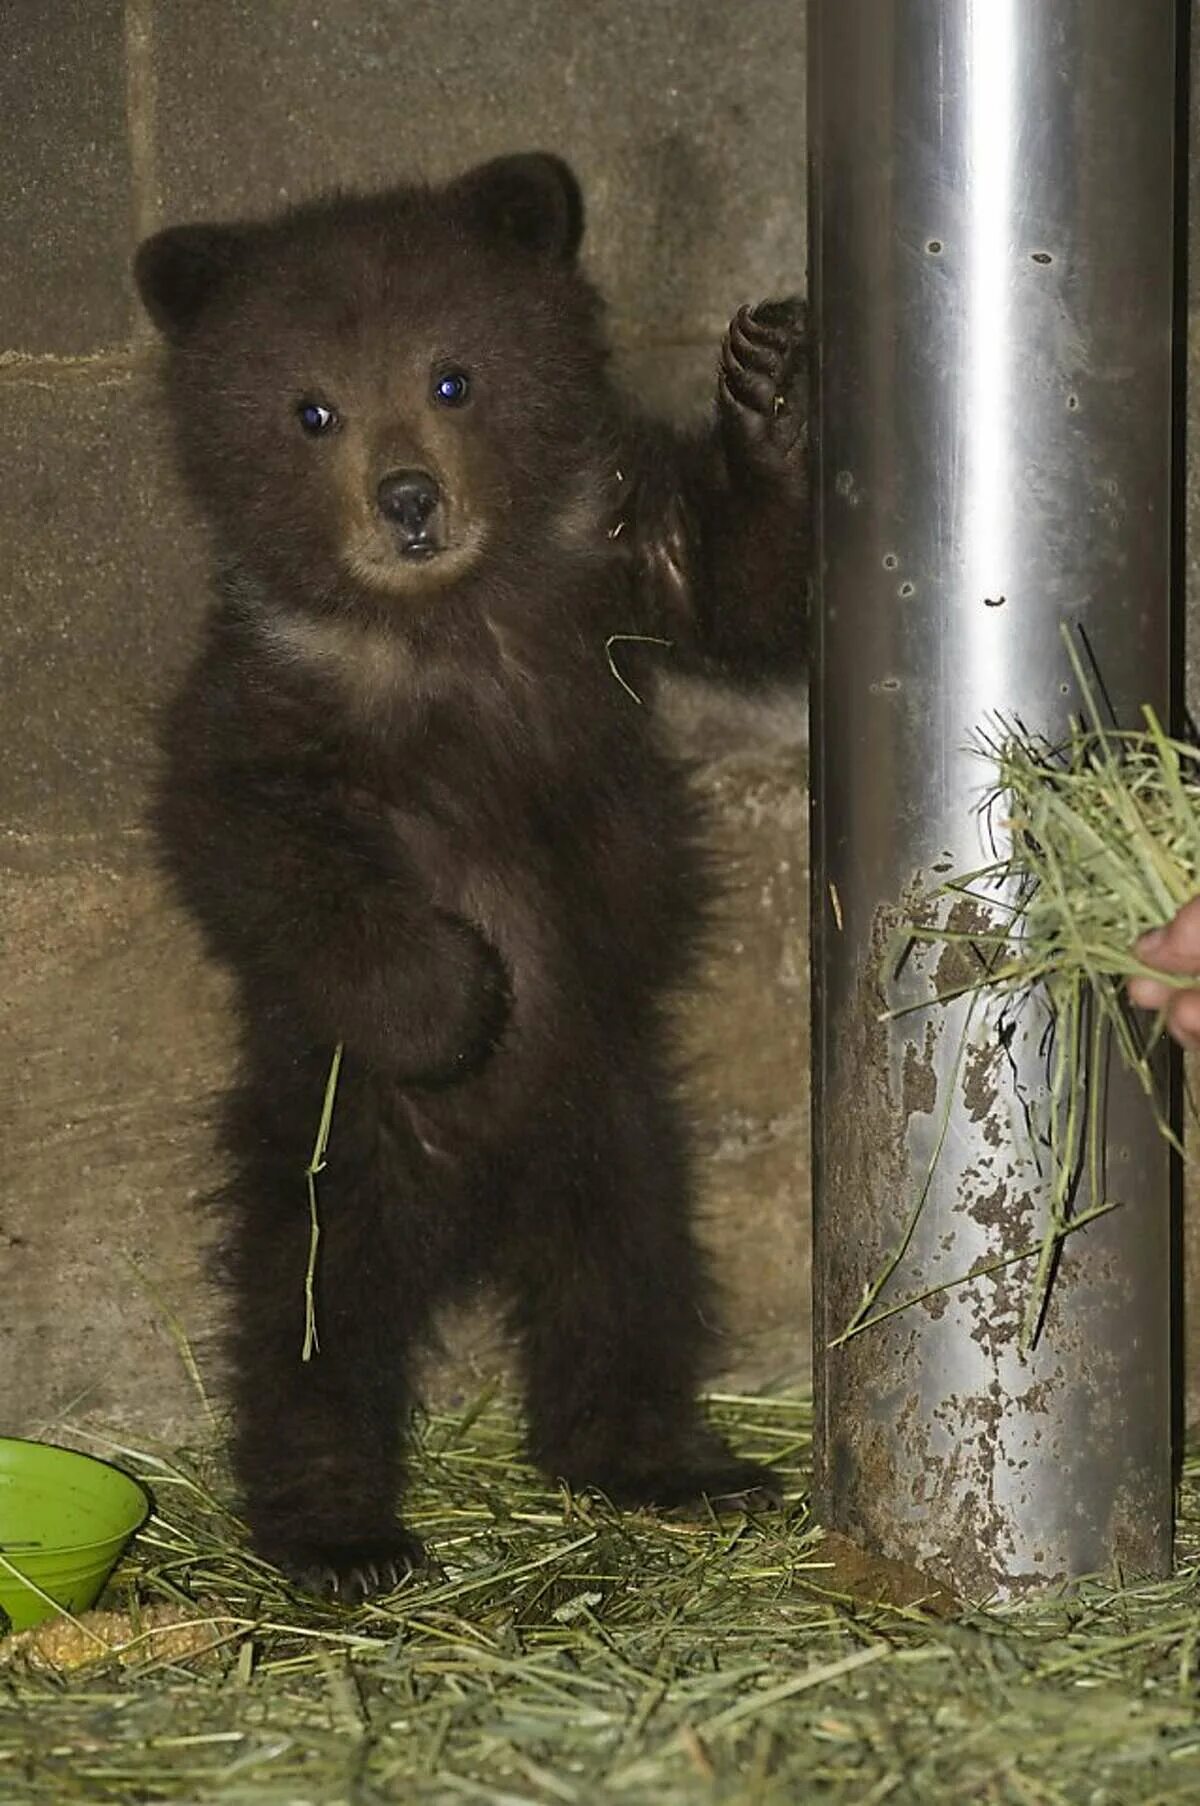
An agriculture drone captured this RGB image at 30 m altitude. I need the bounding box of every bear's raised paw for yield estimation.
[719,296,808,481]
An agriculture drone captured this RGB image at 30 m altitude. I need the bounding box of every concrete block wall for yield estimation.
[1,1,810,1438]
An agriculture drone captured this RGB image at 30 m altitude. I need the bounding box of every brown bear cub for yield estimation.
[135,153,808,1601]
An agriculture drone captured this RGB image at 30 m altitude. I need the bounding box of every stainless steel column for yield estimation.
[809,1,1181,1594]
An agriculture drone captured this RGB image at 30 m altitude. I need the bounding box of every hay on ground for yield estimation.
[2,1393,1198,1805]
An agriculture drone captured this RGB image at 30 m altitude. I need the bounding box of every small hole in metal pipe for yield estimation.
[898,582,915,598]
[926,239,943,255]
[882,552,899,571]
[1031,250,1053,265]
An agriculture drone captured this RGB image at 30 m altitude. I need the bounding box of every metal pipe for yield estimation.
[809,1,1181,1596]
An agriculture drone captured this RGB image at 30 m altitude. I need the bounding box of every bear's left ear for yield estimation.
[134,223,246,340]
[454,153,584,264]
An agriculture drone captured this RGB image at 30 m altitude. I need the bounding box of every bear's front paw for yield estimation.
[345,912,510,1088]
[264,1528,430,1603]
[403,912,512,1089]
[719,296,808,483]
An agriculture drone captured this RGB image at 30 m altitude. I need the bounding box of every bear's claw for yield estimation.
[266,1529,431,1604]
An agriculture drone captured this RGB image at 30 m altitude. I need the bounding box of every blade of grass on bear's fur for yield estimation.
[302,1040,343,1361]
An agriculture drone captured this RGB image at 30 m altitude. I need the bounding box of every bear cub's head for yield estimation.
[136,155,615,615]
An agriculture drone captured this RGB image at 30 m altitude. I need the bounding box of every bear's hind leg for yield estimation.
[220,1065,446,1602]
[507,1071,780,1512]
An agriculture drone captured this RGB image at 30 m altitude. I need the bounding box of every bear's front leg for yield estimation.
[691,294,810,676]
[157,753,511,1088]
[626,297,809,680]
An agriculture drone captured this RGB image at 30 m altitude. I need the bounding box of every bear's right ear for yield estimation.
[454,153,584,265]
[134,224,245,339]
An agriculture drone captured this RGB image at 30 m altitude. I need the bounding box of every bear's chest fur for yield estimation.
[287,600,708,1018]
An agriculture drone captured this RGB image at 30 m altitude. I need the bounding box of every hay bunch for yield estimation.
[876,636,1196,1346]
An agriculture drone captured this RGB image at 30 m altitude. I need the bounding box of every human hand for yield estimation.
[1127,896,1200,1049]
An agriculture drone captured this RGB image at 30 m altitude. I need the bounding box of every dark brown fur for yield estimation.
[136,154,808,1600]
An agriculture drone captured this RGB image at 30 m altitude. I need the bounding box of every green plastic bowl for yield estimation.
[0,1438,150,1633]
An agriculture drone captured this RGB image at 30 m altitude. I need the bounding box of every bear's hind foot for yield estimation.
[597,1454,783,1516]
[551,1428,783,1517]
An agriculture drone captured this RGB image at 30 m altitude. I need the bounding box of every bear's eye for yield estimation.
[432,368,471,409]
[297,401,337,436]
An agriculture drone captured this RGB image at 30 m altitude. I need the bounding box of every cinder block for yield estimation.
[681,748,810,1126]
[699,1137,811,1391]
[677,745,811,1383]
[614,343,717,427]
[0,367,205,837]
[0,849,229,1441]
[0,0,135,354]
[151,0,806,340]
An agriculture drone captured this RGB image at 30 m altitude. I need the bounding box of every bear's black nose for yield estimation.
[376,470,441,544]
